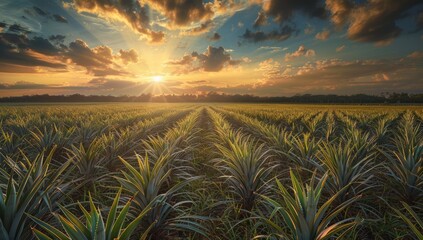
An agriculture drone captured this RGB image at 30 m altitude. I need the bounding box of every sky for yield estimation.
[0,0,422,97]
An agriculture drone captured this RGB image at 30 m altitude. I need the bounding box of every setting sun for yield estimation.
[152,75,164,83]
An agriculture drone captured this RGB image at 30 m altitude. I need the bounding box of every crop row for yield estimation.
[0,103,422,239]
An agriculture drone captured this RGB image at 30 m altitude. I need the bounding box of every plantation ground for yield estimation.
[0,103,422,239]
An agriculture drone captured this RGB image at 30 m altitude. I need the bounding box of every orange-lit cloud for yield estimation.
[72,0,164,43]
[285,45,316,61]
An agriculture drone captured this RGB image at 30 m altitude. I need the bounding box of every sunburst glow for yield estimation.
[152,75,164,83]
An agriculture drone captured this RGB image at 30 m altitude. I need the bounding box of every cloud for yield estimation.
[188,80,207,84]
[0,81,51,89]
[253,11,268,28]
[209,32,221,41]
[8,24,31,34]
[49,35,66,43]
[0,27,139,76]
[258,46,284,53]
[72,0,164,43]
[0,79,143,93]
[88,78,138,89]
[326,0,423,45]
[408,51,423,58]
[168,46,243,73]
[30,6,69,24]
[118,49,138,64]
[28,37,63,56]
[336,45,345,52]
[285,45,316,61]
[193,46,240,72]
[0,22,6,33]
[315,28,330,40]
[347,1,414,45]
[242,25,297,42]
[228,54,423,96]
[146,0,214,27]
[257,0,326,23]
[168,55,195,66]
[65,39,136,76]
[33,6,48,16]
[182,21,214,36]
[283,58,423,94]
[0,77,146,92]
[0,32,66,71]
[325,0,353,27]
[69,0,250,41]
[5,53,422,96]
[372,73,390,82]
[53,14,68,23]
[256,58,283,79]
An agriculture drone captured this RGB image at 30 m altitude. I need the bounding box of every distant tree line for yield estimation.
[0,92,422,103]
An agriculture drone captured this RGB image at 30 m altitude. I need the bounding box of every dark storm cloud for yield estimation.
[0,32,66,70]
[168,46,242,72]
[0,26,139,76]
[326,0,423,45]
[146,0,214,26]
[209,32,221,41]
[72,0,164,43]
[29,37,62,56]
[53,14,68,23]
[260,0,327,23]
[242,25,297,43]
[347,0,420,45]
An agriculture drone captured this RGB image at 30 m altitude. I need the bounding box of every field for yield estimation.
[0,103,422,240]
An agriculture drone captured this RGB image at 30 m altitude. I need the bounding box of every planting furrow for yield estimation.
[207,108,275,238]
